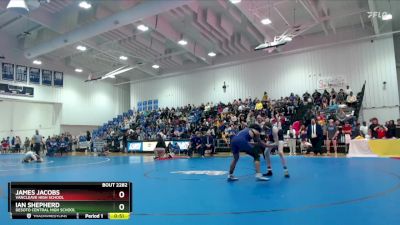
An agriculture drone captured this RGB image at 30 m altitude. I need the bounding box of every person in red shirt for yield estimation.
[342,121,352,152]
[377,126,387,139]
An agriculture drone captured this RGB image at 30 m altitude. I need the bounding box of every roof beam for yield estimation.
[319,0,336,34]
[143,15,211,65]
[368,0,380,35]
[23,0,188,59]
[299,0,329,35]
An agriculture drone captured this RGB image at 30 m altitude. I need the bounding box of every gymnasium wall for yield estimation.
[131,37,400,122]
[0,99,61,139]
[0,77,130,138]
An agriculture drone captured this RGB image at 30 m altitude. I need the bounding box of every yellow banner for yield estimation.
[368,139,400,157]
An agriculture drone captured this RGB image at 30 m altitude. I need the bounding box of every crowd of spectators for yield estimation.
[1,131,87,155]
[2,86,399,156]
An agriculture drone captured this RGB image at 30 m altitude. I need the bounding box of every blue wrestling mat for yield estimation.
[0,154,399,225]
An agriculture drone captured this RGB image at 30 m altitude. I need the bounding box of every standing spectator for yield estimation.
[326,119,338,157]
[262,91,268,102]
[343,121,352,152]
[154,134,167,159]
[24,137,30,151]
[86,131,91,142]
[345,85,352,96]
[287,125,296,155]
[369,118,379,139]
[307,118,323,155]
[15,136,21,153]
[396,119,400,138]
[32,130,43,155]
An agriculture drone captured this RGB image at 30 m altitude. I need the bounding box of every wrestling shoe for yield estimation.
[256,173,270,181]
[284,170,290,178]
[263,170,273,177]
[227,174,239,181]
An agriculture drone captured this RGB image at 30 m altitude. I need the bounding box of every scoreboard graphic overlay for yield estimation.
[9,182,132,220]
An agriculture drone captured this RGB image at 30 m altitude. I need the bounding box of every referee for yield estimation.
[32,130,43,155]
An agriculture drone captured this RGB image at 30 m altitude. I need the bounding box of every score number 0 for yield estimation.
[118,191,125,211]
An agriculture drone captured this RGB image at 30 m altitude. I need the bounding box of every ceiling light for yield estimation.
[178,39,187,46]
[137,24,149,32]
[32,60,42,65]
[119,55,128,60]
[75,68,83,73]
[6,0,29,14]
[152,64,160,69]
[208,52,216,57]
[382,13,392,21]
[261,18,272,25]
[76,45,87,51]
[284,36,292,42]
[229,0,241,4]
[102,66,133,79]
[79,1,91,9]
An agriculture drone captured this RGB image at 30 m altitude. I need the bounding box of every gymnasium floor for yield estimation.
[0,154,399,225]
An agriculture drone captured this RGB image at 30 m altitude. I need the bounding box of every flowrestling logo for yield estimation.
[171,170,228,176]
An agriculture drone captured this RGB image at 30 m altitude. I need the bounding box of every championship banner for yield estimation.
[317,76,346,90]
[53,71,63,87]
[15,65,28,83]
[29,67,40,84]
[42,70,53,86]
[147,100,153,111]
[137,102,142,112]
[153,99,158,110]
[2,63,14,81]
[142,101,147,111]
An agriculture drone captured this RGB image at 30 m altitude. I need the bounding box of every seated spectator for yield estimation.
[169,142,181,154]
[312,89,321,103]
[59,137,68,156]
[299,125,311,153]
[377,125,387,139]
[346,91,357,107]
[46,137,58,157]
[360,121,368,138]
[337,89,346,104]
[385,120,396,139]
[255,100,263,111]
[396,119,400,138]
[202,131,215,155]
[303,91,311,102]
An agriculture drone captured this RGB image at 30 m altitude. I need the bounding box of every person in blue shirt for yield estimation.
[228,124,270,182]
[46,137,58,157]
[202,131,215,155]
[59,137,68,156]
[188,132,203,157]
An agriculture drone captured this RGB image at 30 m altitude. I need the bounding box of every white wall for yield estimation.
[0,99,61,140]
[131,37,399,122]
[0,75,130,138]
